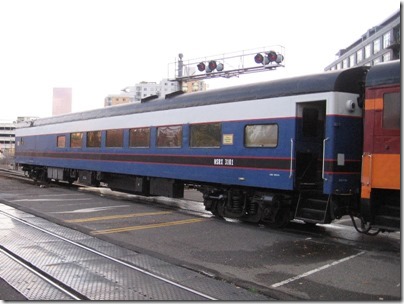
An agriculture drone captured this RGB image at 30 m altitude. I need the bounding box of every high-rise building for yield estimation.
[53,88,72,116]
[324,10,400,71]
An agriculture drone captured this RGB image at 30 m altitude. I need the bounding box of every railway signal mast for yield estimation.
[170,45,285,84]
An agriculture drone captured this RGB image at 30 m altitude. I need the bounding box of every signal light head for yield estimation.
[208,61,217,71]
[196,60,224,73]
[275,54,284,64]
[267,51,277,62]
[255,51,284,66]
[255,53,270,65]
[254,53,264,64]
[197,62,206,72]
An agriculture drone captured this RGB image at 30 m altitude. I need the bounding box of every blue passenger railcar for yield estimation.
[15,66,368,227]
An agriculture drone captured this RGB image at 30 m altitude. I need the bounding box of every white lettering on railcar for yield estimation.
[213,158,234,166]
[225,159,234,166]
[214,158,223,165]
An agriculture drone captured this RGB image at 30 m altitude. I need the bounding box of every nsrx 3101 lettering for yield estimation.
[213,158,234,166]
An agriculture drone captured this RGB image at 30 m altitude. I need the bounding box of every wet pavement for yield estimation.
[0,173,401,300]
[0,202,270,300]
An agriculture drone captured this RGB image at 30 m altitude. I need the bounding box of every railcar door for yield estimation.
[294,101,326,190]
[293,100,332,224]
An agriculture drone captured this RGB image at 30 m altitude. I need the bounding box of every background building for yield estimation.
[0,122,15,154]
[105,79,185,107]
[181,80,208,93]
[52,87,72,116]
[0,121,15,167]
[104,79,208,107]
[325,10,400,71]
[0,117,38,166]
[132,79,180,102]
[104,94,134,107]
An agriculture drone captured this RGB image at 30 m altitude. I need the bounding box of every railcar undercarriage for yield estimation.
[199,186,292,228]
[19,164,398,234]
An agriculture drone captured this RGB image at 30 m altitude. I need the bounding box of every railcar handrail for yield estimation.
[289,138,294,179]
[361,153,373,186]
[322,137,330,181]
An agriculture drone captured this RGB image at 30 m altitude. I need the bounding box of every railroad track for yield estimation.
[0,167,210,218]
[0,206,222,300]
[0,167,30,180]
[0,169,270,300]
[0,245,84,300]
[0,167,79,188]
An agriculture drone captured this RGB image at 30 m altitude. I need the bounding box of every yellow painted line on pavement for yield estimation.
[65,211,172,223]
[91,218,206,235]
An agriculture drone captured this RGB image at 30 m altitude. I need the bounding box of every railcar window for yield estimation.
[156,126,182,148]
[129,127,150,148]
[106,129,124,147]
[87,131,101,148]
[383,92,400,129]
[245,124,278,148]
[70,133,82,148]
[190,123,221,148]
[57,135,66,148]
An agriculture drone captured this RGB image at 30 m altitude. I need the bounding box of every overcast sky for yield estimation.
[0,0,400,120]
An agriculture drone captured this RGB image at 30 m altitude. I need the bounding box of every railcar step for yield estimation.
[304,198,328,210]
[294,191,331,224]
[297,208,326,221]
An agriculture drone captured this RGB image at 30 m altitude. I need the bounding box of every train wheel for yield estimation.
[266,207,290,229]
[211,200,225,218]
[34,168,50,186]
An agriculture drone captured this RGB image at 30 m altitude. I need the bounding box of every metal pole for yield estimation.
[177,53,183,90]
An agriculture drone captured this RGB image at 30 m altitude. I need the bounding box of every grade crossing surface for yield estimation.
[0,203,269,300]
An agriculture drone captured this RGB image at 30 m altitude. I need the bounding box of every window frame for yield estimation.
[57,135,66,148]
[105,129,124,148]
[373,38,381,54]
[364,44,371,59]
[357,49,363,63]
[382,92,400,130]
[244,124,279,148]
[86,130,102,148]
[70,132,83,148]
[189,122,222,148]
[156,125,183,148]
[129,127,151,148]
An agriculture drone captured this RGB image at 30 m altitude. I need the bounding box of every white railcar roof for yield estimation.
[18,66,368,129]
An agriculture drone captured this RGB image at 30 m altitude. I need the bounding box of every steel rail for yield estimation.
[0,209,218,300]
[0,246,83,300]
